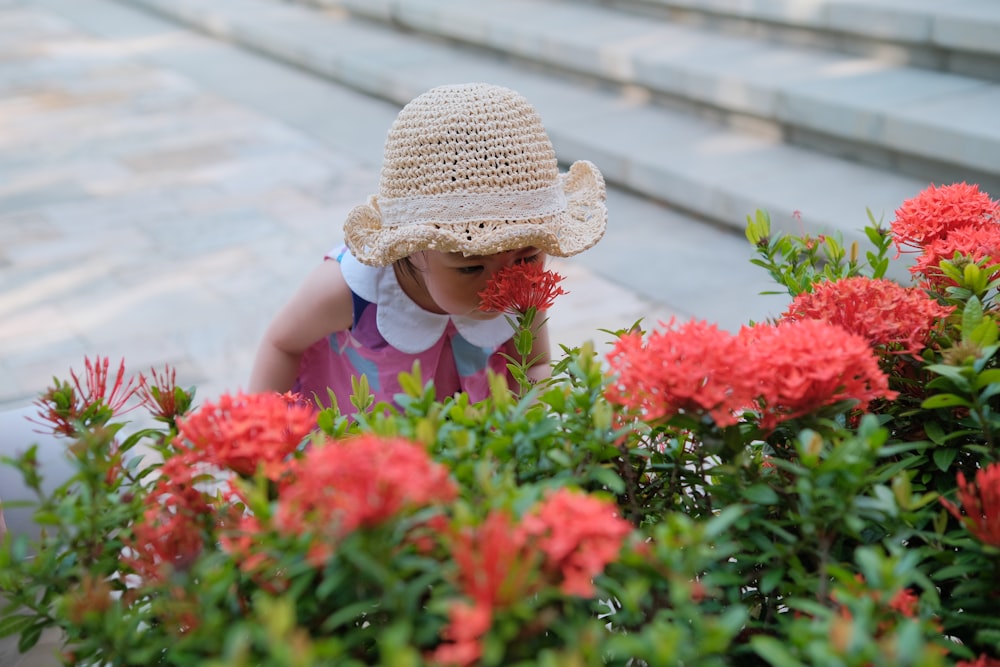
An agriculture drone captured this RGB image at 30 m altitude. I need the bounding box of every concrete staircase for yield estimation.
[111,0,1000,245]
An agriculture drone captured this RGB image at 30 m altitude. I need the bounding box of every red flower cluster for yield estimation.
[32,356,137,436]
[887,587,919,617]
[891,182,999,252]
[274,435,457,566]
[741,320,897,431]
[522,488,633,597]
[75,356,136,414]
[478,261,567,314]
[940,462,1000,548]
[174,391,316,479]
[431,490,631,666]
[433,512,538,666]
[218,514,271,579]
[122,455,213,584]
[432,600,495,667]
[912,223,1000,291]
[828,577,929,649]
[606,318,895,432]
[605,318,750,427]
[782,277,954,356]
[137,366,193,424]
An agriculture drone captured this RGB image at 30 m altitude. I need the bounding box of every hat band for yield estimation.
[379,184,568,227]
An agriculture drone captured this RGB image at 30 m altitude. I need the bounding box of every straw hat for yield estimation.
[343,83,607,266]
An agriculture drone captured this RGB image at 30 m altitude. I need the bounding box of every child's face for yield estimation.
[407,247,545,319]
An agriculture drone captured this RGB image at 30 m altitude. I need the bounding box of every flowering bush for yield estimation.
[2,182,1000,666]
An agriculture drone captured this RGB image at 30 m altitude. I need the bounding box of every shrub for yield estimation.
[2,183,999,666]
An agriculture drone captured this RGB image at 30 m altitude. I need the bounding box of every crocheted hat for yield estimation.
[343,83,607,266]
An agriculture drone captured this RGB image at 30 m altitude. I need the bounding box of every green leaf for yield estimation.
[974,628,1000,647]
[17,622,43,654]
[964,263,984,290]
[921,394,971,409]
[0,615,36,639]
[589,466,626,495]
[962,296,985,343]
[974,368,1000,389]
[932,447,958,472]
[980,382,1000,402]
[970,318,1000,347]
[742,484,779,505]
[759,566,785,594]
[864,223,884,246]
[751,635,804,667]
[926,363,973,385]
[745,209,772,246]
[704,505,745,540]
[933,562,984,581]
[922,421,947,445]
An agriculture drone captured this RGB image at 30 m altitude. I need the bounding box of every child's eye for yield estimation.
[515,253,542,265]
[457,265,484,275]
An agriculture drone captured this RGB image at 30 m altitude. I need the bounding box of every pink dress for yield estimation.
[293,247,517,410]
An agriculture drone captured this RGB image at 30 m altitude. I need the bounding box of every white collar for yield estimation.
[339,251,513,354]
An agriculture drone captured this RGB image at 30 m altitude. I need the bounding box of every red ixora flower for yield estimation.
[478,261,567,314]
[174,391,316,479]
[31,356,138,436]
[911,223,1000,292]
[274,435,458,566]
[605,318,754,427]
[430,510,540,667]
[432,489,629,667]
[739,319,897,432]
[891,182,999,252]
[940,462,1000,548]
[121,454,213,584]
[782,277,954,356]
[429,599,494,667]
[887,587,919,617]
[522,488,632,598]
[137,365,194,424]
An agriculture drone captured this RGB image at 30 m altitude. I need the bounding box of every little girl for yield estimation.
[248,83,608,409]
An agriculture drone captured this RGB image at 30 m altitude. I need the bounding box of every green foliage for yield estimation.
[746,208,893,297]
[2,193,1000,666]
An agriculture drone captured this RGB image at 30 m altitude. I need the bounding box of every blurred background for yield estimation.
[2,0,999,411]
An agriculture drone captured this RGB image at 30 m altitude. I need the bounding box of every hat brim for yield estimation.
[343,160,607,267]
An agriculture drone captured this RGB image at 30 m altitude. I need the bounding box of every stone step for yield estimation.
[593,0,1000,81]
[111,0,938,250]
[301,0,1000,194]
